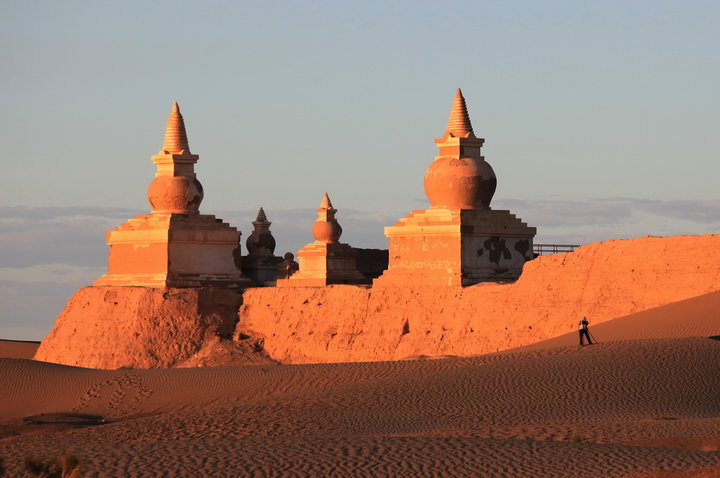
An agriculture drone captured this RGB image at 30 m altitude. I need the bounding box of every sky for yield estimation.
[1,1,719,340]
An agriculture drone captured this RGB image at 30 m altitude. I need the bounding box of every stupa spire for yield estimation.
[256,207,268,223]
[445,88,474,138]
[162,102,191,154]
[320,192,333,209]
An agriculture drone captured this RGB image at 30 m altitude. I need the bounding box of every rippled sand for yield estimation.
[1,336,719,476]
[2,290,720,477]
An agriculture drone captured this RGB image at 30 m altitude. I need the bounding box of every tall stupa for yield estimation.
[375,89,536,287]
[94,102,251,288]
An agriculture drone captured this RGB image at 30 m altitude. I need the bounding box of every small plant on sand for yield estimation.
[569,434,597,444]
[24,453,83,478]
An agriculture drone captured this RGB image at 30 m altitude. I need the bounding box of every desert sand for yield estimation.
[523,289,720,351]
[2,290,720,477]
[0,339,38,360]
[5,238,720,476]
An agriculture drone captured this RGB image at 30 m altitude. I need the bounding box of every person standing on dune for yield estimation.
[578,316,593,346]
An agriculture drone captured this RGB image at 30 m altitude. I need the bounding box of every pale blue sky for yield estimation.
[1,1,719,339]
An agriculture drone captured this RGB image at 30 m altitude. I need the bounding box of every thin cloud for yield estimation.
[0,263,102,285]
[617,198,720,223]
[496,198,720,228]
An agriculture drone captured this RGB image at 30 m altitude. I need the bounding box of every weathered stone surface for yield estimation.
[95,213,249,288]
[239,235,720,364]
[376,207,535,286]
[33,286,268,369]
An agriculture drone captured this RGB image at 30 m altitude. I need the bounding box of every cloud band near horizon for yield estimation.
[1,198,719,340]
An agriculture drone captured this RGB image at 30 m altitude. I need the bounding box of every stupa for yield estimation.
[374,89,536,287]
[276,193,366,287]
[94,102,251,288]
[242,207,283,285]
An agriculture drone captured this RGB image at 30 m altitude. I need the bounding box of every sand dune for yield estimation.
[4,281,720,475]
[0,339,39,360]
[522,289,720,351]
[2,337,720,476]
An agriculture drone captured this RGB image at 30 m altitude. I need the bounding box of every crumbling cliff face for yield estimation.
[35,235,720,368]
[34,286,273,369]
[238,235,720,363]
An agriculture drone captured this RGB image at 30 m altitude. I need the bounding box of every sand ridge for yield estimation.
[522,289,720,351]
[2,337,720,476]
[0,339,39,360]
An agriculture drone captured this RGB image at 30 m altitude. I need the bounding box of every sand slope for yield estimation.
[523,289,720,351]
[0,339,39,359]
[2,337,720,476]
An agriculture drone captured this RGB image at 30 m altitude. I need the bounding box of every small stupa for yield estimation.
[94,102,251,288]
[276,193,365,287]
[242,207,283,285]
[375,89,536,287]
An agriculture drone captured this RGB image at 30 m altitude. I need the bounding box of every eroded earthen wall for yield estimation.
[239,235,720,364]
[36,235,720,368]
[34,286,245,369]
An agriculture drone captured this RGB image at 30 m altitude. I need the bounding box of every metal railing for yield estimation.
[533,244,580,256]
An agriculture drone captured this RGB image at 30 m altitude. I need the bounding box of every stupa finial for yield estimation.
[246,206,275,256]
[162,101,190,154]
[256,207,268,223]
[445,88,474,138]
[320,192,333,209]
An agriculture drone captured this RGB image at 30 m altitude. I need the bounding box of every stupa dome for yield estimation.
[246,207,276,255]
[148,175,204,213]
[312,193,342,243]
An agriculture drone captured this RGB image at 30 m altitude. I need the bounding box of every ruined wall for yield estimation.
[34,286,273,369]
[353,248,389,279]
[239,235,720,363]
[35,235,720,368]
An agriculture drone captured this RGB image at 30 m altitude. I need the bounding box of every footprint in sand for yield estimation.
[73,374,153,415]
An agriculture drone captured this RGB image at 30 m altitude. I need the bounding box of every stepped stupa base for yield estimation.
[94,272,251,288]
[94,212,252,288]
[374,207,535,287]
[276,242,367,287]
[241,254,283,286]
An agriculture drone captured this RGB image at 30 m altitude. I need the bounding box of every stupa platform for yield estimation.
[374,207,535,287]
[94,213,251,288]
[276,242,367,287]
